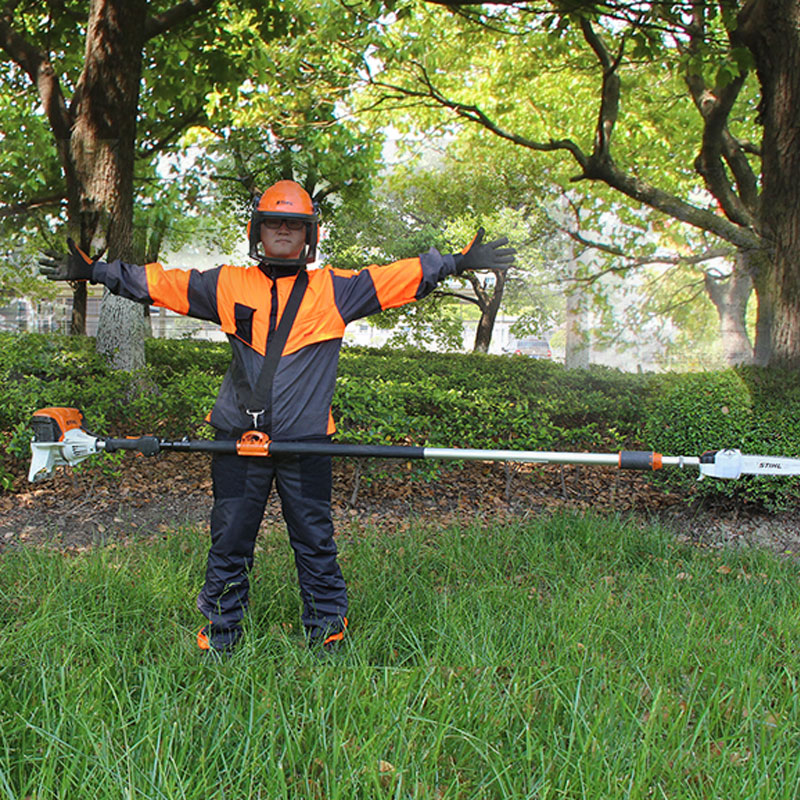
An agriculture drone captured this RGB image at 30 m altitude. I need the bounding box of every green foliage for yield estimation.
[643,371,753,457]
[356,0,764,364]
[324,155,557,352]
[3,334,800,508]
[337,347,646,451]
[642,369,800,510]
[144,338,231,379]
[0,334,223,487]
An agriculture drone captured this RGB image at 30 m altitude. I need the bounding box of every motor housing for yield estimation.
[31,407,85,442]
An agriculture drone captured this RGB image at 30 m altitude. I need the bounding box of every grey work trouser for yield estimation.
[196,433,348,641]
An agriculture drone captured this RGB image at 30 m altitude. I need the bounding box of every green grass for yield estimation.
[1,513,800,799]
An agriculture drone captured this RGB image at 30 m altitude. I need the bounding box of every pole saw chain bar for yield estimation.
[26,407,800,484]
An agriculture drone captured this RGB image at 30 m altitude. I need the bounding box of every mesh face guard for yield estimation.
[248,180,319,266]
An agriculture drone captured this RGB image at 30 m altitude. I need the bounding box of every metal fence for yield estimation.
[0,297,71,334]
[0,294,225,340]
[0,294,532,355]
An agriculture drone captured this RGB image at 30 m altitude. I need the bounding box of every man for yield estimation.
[41,180,516,655]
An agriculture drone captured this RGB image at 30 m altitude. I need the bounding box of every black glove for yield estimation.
[452,227,516,274]
[39,237,97,282]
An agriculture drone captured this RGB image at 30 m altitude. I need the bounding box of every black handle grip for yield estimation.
[103,437,162,456]
[619,451,662,471]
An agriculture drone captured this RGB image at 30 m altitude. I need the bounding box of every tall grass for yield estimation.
[1,514,799,799]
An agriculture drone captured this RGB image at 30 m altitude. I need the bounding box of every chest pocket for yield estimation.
[234,303,255,345]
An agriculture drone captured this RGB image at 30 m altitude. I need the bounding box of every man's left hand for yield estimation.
[453,227,516,274]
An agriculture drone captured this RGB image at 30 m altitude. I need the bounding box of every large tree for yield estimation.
[2,1,213,365]
[0,0,294,368]
[365,0,800,367]
[1,0,384,368]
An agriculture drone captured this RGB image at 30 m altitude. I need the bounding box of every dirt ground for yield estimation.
[2,453,800,557]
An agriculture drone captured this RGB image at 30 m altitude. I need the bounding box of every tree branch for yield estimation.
[138,105,206,157]
[577,155,759,248]
[369,52,759,249]
[367,69,589,169]
[565,227,735,266]
[579,16,620,160]
[462,270,491,307]
[144,0,219,40]
[0,14,72,143]
[684,7,758,227]
[0,193,65,218]
[561,227,736,287]
[434,290,480,306]
[368,6,762,252]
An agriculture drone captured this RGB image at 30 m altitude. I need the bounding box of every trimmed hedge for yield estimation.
[2,333,799,509]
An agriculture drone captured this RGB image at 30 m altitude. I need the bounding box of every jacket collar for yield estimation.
[258,260,304,280]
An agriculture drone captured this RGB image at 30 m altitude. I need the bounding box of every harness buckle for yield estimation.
[245,409,264,430]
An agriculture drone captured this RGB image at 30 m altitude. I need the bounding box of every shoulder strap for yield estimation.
[243,269,309,429]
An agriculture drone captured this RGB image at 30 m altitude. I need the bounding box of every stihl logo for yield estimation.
[276,200,293,206]
[759,462,782,470]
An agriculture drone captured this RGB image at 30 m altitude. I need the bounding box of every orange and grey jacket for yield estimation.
[91,250,458,437]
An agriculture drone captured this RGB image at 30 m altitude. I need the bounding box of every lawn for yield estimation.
[1,513,798,799]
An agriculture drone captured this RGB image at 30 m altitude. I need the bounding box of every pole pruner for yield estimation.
[26,407,800,485]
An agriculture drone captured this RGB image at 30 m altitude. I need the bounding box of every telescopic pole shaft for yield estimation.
[103,437,691,472]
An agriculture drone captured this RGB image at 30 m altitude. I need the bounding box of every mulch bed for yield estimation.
[2,454,800,556]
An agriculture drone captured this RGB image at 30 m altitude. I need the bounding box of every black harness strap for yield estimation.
[241,269,309,431]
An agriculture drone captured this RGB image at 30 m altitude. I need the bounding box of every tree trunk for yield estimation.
[565,285,590,369]
[69,282,87,335]
[70,0,147,370]
[472,272,506,353]
[739,0,800,368]
[704,253,754,366]
[751,273,773,367]
[563,240,590,369]
[472,311,494,353]
[739,247,772,365]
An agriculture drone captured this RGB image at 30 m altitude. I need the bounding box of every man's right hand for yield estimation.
[39,238,96,282]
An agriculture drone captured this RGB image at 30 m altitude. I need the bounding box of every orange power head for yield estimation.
[31,407,85,442]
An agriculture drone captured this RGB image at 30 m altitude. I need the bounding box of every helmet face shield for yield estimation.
[248,181,319,265]
[261,217,307,231]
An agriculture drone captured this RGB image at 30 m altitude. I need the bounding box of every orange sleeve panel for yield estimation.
[91,259,223,323]
[144,263,191,315]
[329,259,424,324]
[367,258,424,310]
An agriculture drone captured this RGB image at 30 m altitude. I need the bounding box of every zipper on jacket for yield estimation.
[266,278,278,352]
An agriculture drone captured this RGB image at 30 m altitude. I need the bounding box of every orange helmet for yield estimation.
[248,180,319,266]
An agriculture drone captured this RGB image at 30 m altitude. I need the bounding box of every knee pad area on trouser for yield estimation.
[275,453,348,626]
